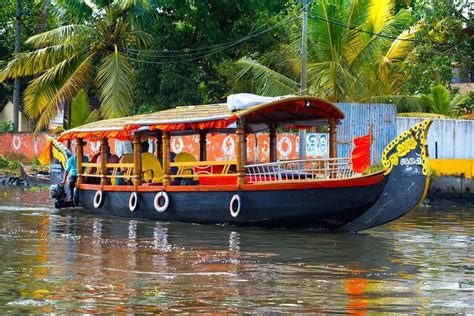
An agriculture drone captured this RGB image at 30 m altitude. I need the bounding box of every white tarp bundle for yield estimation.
[226,93,289,111]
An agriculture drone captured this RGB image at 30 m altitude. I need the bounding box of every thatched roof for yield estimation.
[59,96,343,141]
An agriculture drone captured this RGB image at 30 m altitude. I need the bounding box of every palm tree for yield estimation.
[233,0,417,102]
[421,84,470,117]
[0,1,152,130]
[382,84,470,117]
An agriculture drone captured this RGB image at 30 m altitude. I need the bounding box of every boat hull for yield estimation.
[71,119,432,232]
[78,174,387,230]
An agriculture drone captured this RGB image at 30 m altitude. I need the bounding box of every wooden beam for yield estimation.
[76,138,84,185]
[133,133,142,186]
[162,131,171,187]
[156,130,163,160]
[329,119,337,158]
[269,123,277,162]
[236,124,246,187]
[100,137,108,186]
[199,130,207,161]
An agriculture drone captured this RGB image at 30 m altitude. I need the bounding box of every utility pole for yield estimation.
[298,0,309,159]
[300,0,308,95]
[13,0,22,132]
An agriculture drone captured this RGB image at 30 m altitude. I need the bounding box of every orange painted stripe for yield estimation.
[77,172,385,193]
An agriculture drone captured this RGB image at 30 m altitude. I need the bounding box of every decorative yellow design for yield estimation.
[381,119,432,175]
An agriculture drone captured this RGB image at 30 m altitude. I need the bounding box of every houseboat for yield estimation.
[57,95,432,232]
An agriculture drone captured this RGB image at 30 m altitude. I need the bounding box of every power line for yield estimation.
[125,16,299,64]
[126,14,292,55]
[308,14,452,47]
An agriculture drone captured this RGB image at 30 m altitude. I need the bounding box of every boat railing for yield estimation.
[170,160,237,179]
[81,162,136,182]
[245,157,355,183]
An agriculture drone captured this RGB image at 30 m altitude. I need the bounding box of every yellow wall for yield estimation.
[430,159,474,178]
[0,100,30,132]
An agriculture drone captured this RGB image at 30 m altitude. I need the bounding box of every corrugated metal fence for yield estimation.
[397,118,474,159]
[337,103,397,165]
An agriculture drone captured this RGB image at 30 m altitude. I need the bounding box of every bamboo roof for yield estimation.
[59,96,343,141]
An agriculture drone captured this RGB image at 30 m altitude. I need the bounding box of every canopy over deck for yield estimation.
[59,96,344,141]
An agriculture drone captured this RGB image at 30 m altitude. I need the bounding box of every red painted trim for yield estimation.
[77,172,385,192]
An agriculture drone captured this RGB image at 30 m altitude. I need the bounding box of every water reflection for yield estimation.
[0,187,473,313]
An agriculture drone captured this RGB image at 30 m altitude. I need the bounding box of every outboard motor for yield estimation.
[49,183,74,208]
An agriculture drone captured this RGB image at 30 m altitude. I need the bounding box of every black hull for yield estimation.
[79,177,387,230]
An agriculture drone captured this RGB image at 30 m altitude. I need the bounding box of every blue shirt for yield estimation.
[66,155,89,177]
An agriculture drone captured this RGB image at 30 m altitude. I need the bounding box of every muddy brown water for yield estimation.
[0,187,472,313]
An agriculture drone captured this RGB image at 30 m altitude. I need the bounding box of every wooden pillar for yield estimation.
[199,130,207,161]
[100,137,108,186]
[269,124,277,162]
[155,130,163,160]
[162,131,171,187]
[76,138,84,185]
[329,119,337,158]
[236,124,246,187]
[133,133,142,187]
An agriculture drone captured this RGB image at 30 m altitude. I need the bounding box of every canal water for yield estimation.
[0,187,472,313]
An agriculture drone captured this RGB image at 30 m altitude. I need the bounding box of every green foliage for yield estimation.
[0,155,20,170]
[0,0,153,130]
[70,90,100,128]
[421,84,470,116]
[229,0,418,101]
[132,0,289,111]
[0,156,8,169]
[401,0,473,94]
[0,121,14,132]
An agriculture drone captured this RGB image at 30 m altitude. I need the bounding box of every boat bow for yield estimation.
[339,119,433,232]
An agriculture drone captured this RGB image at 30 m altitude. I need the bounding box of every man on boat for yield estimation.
[61,145,89,201]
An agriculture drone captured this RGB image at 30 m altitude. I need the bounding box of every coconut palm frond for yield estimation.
[378,25,418,83]
[49,0,94,24]
[367,0,394,34]
[128,30,154,48]
[397,112,449,118]
[370,95,425,112]
[96,45,134,119]
[113,0,151,11]
[0,43,83,81]
[234,57,298,97]
[24,55,93,130]
[427,85,451,115]
[70,90,100,128]
[26,25,95,48]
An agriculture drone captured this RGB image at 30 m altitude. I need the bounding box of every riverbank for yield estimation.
[430,159,474,200]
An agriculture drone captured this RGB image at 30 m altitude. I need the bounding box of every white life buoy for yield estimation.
[277,136,293,158]
[93,190,104,209]
[12,135,21,151]
[222,135,235,156]
[229,194,241,218]
[171,137,184,154]
[129,192,139,212]
[154,191,169,213]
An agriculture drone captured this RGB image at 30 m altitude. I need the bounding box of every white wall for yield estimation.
[397,117,474,159]
[0,100,30,132]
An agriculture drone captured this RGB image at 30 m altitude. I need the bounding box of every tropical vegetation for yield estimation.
[0,0,472,131]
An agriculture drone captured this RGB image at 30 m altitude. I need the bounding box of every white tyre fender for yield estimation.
[154,191,169,213]
[129,191,139,212]
[93,190,104,209]
[229,194,241,218]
